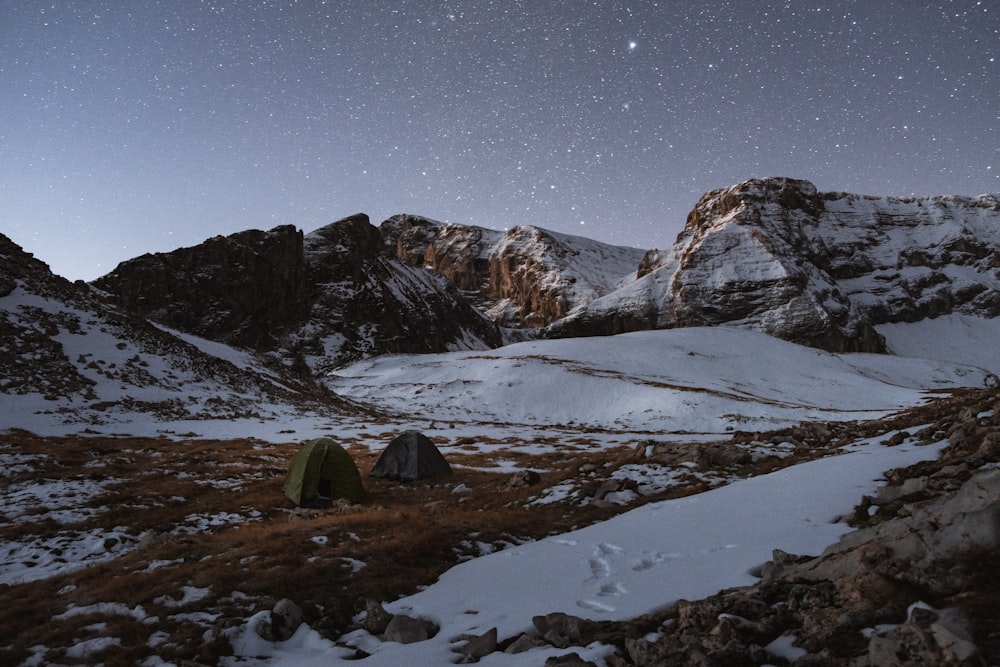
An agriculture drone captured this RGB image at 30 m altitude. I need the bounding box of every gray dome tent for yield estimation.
[370,431,452,482]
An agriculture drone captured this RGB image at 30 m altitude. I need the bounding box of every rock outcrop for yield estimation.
[381,215,646,330]
[94,214,503,374]
[548,177,1000,352]
[381,214,499,294]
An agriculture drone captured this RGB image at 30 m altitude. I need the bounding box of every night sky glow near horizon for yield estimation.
[3,1,998,281]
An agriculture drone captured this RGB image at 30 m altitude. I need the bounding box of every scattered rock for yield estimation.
[504,633,547,654]
[543,652,599,667]
[382,613,438,644]
[866,604,983,666]
[243,387,1000,665]
[256,598,303,642]
[454,626,497,663]
[504,469,542,490]
[697,442,752,468]
[362,598,392,636]
[593,478,639,503]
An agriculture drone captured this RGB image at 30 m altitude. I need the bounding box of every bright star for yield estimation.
[628,41,637,51]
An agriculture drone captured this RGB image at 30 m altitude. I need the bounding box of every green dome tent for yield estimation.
[283,438,365,506]
[370,430,453,482]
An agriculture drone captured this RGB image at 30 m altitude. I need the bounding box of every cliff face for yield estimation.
[381,214,499,294]
[382,215,646,329]
[92,225,310,350]
[94,214,503,374]
[549,177,1000,352]
[295,214,502,373]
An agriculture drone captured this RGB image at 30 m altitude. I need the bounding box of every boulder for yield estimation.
[362,598,392,636]
[256,598,304,642]
[866,605,983,666]
[504,633,547,654]
[382,614,438,644]
[455,626,498,663]
[504,469,542,490]
[798,469,1000,582]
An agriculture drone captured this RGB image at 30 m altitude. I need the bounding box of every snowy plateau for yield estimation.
[2,177,1000,666]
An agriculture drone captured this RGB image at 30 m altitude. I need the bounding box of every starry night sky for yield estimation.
[3,1,998,281]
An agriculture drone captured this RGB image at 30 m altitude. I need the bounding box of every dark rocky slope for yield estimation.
[93,214,503,374]
[0,233,343,423]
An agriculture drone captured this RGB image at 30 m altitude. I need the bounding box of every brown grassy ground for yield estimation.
[0,391,980,665]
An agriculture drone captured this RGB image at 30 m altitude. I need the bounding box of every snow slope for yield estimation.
[328,326,989,435]
[877,314,1000,375]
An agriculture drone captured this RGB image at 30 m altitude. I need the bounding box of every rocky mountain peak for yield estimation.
[306,213,383,260]
[550,177,1000,352]
[685,177,824,234]
[0,233,81,302]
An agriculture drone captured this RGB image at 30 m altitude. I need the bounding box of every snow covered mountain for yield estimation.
[548,177,1000,352]
[382,214,647,329]
[82,176,1000,367]
[6,175,999,432]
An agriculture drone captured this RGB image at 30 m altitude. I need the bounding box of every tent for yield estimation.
[283,438,365,506]
[370,431,453,482]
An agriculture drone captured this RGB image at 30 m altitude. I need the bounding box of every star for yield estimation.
[1,1,997,281]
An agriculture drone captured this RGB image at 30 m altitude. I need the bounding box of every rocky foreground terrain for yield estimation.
[477,387,1000,667]
[3,385,996,666]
